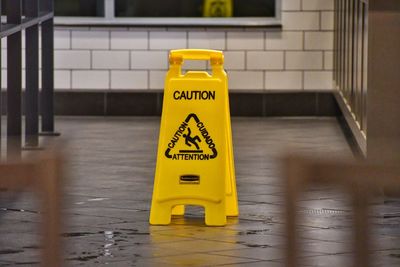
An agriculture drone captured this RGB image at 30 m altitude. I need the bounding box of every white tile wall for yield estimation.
[23,70,27,89]
[149,32,187,50]
[265,71,303,90]
[321,11,335,30]
[302,0,334,11]
[111,31,148,50]
[182,60,207,71]
[227,32,264,50]
[229,71,264,90]
[188,32,225,50]
[55,70,71,89]
[111,71,148,90]
[21,30,26,49]
[247,51,284,70]
[224,51,245,70]
[305,32,334,50]
[1,37,6,48]
[92,51,130,69]
[286,51,323,70]
[1,50,7,68]
[282,12,320,30]
[1,4,335,91]
[54,30,71,49]
[149,71,166,89]
[71,31,109,50]
[1,70,6,88]
[266,32,303,50]
[282,0,301,11]
[72,70,109,89]
[324,51,333,70]
[130,51,168,70]
[55,50,91,69]
[304,71,333,90]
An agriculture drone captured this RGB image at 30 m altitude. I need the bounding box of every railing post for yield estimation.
[6,0,23,159]
[40,0,59,136]
[25,0,41,149]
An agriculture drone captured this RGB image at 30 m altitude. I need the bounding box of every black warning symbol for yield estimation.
[165,113,218,160]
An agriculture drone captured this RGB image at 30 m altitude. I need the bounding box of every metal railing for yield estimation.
[334,0,400,160]
[1,0,58,158]
[333,0,368,150]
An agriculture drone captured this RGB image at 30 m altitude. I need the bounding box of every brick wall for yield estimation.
[1,0,334,92]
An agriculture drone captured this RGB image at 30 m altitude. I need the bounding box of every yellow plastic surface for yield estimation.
[150,49,238,226]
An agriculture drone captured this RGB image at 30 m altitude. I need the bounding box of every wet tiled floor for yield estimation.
[1,117,400,266]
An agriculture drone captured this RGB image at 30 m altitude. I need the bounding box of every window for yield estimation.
[115,0,275,18]
[55,0,104,17]
[54,0,281,27]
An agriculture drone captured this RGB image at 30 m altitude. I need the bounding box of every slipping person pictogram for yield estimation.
[182,127,201,150]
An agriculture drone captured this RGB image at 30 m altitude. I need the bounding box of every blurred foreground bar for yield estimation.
[283,153,400,267]
[0,146,65,267]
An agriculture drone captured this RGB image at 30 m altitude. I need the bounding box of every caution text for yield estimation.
[173,90,215,101]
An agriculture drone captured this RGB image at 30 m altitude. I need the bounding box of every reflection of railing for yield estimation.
[333,0,368,153]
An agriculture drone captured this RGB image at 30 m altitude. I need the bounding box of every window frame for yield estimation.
[54,0,282,27]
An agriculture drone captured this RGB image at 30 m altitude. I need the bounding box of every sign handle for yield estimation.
[170,49,223,65]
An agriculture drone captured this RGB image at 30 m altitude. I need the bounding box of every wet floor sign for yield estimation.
[150,49,238,226]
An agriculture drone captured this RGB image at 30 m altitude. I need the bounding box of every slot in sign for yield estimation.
[180,175,200,184]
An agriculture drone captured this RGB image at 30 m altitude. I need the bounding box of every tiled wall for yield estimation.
[1,0,334,92]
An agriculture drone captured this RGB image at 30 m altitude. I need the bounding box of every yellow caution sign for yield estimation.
[150,49,238,226]
[203,0,233,17]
